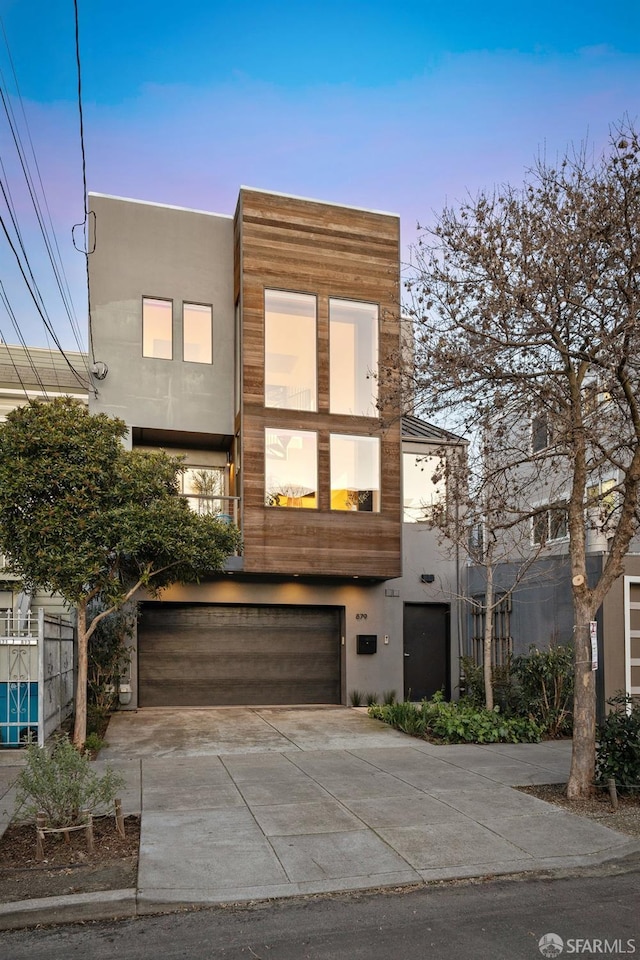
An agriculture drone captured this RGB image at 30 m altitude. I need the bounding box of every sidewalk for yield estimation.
[1,707,639,929]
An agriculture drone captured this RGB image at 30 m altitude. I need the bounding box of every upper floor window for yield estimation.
[532,506,568,545]
[183,303,212,364]
[265,290,317,411]
[531,413,551,453]
[330,434,380,512]
[142,297,172,359]
[403,453,445,523]
[265,428,317,508]
[330,299,378,417]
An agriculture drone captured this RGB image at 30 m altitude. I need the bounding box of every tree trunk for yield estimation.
[567,598,596,798]
[483,562,494,711]
[73,600,88,750]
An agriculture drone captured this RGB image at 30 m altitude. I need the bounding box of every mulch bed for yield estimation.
[0,815,139,903]
[519,783,640,839]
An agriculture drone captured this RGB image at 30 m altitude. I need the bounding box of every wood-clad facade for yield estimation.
[235,190,402,578]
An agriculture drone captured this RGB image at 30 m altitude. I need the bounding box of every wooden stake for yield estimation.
[607,777,619,812]
[115,798,125,838]
[35,812,46,861]
[84,813,94,854]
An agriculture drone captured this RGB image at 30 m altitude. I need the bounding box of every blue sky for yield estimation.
[1,0,639,349]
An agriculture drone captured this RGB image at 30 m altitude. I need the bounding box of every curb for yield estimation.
[0,888,137,931]
[2,844,640,931]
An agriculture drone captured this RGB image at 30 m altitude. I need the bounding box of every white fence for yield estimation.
[0,609,75,748]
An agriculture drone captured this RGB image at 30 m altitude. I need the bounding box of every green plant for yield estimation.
[349,689,364,707]
[87,601,135,720]
[365,692,379,707]
[13,735,124,828]
[512,644,574,737]
[382,689,397,706]
[596,693,640,792]
[368,697,542,744]
[84,732,107,755]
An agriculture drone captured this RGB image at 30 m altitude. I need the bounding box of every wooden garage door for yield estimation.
[138,603,341,706]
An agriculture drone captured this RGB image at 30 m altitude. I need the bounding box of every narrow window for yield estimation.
[402,453,445,523]
[265,290,317,411]
[183,303,212,364]
[265,428,317,508]
[182,467,225,515]
[330,434,380,512]
[330,299,378,416]
[142,298,172,359]
[531,414,550,453]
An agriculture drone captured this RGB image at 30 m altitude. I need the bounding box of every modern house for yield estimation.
[87,188,466,709]
[467,407,640,711]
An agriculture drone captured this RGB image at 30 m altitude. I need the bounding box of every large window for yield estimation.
[330,299,378,417]
[330,434,380,512]
[142,298,172,359]
[265,290,317,411]
[403,453,445,523]
[265,429,317,508]
[183,303,212,364]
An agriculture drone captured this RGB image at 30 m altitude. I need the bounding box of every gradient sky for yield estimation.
[1,0,639,349]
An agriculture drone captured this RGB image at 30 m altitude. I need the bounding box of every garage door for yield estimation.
[138,603,342,706]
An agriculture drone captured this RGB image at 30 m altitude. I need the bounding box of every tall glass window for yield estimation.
[181,467,225,515]
[330,434,380,512]
[183,303,212,363]
[265,290,317,411]
[403,454,446,522]
[265,428,317,508]
[142,297,172,359]
[330,299,378,416]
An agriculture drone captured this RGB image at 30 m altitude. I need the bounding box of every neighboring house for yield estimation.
[0,344,89,621]
[467,408,640,711]
[87,188,466,708]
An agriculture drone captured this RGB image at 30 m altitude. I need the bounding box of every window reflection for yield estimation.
[265,290,317,411]
[265,429,317,508]
[330,435,380,512]
[183,303,212,364]
[403,454,446,522]
[330,299,378,416]
[142,298,172,359]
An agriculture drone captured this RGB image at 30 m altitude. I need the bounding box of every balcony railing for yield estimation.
[184,495,241,528]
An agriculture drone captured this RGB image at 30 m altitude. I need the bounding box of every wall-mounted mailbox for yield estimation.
[356,634,377,655]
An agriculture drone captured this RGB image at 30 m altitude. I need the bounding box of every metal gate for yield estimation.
[0,610,75,748]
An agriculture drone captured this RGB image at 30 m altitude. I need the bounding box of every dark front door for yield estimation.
[403,603,450,701]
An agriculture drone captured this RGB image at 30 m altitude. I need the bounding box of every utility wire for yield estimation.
[72,0,95,369]
[0,14,91,385]
[0,281,48,396]
[0,325,30,399]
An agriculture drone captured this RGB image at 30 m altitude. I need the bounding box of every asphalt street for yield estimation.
[3,865,639,960]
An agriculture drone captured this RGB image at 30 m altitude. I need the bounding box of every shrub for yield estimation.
[596,693,640,792]
[512,644,574,737]
[382,689,397,706]
[365,692,379,707]
[13,735,124,827]
[369,697,542,744]
[349,689,364,707]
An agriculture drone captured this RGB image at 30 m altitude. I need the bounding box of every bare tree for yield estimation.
[406,121,640,797]
[422,428,546,710]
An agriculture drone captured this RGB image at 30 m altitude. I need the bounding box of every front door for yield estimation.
[403,603,450,701]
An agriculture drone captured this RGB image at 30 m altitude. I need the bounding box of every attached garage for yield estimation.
[137,603,342,707]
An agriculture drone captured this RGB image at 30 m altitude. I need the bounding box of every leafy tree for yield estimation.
[406,121,640,797]
[0,398,241,748]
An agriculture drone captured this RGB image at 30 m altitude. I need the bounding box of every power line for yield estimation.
[72,0,95,368]
[0,13,91,385]
[0,281,48,397]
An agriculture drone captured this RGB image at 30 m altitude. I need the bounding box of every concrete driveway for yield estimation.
[88,706,640,912]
